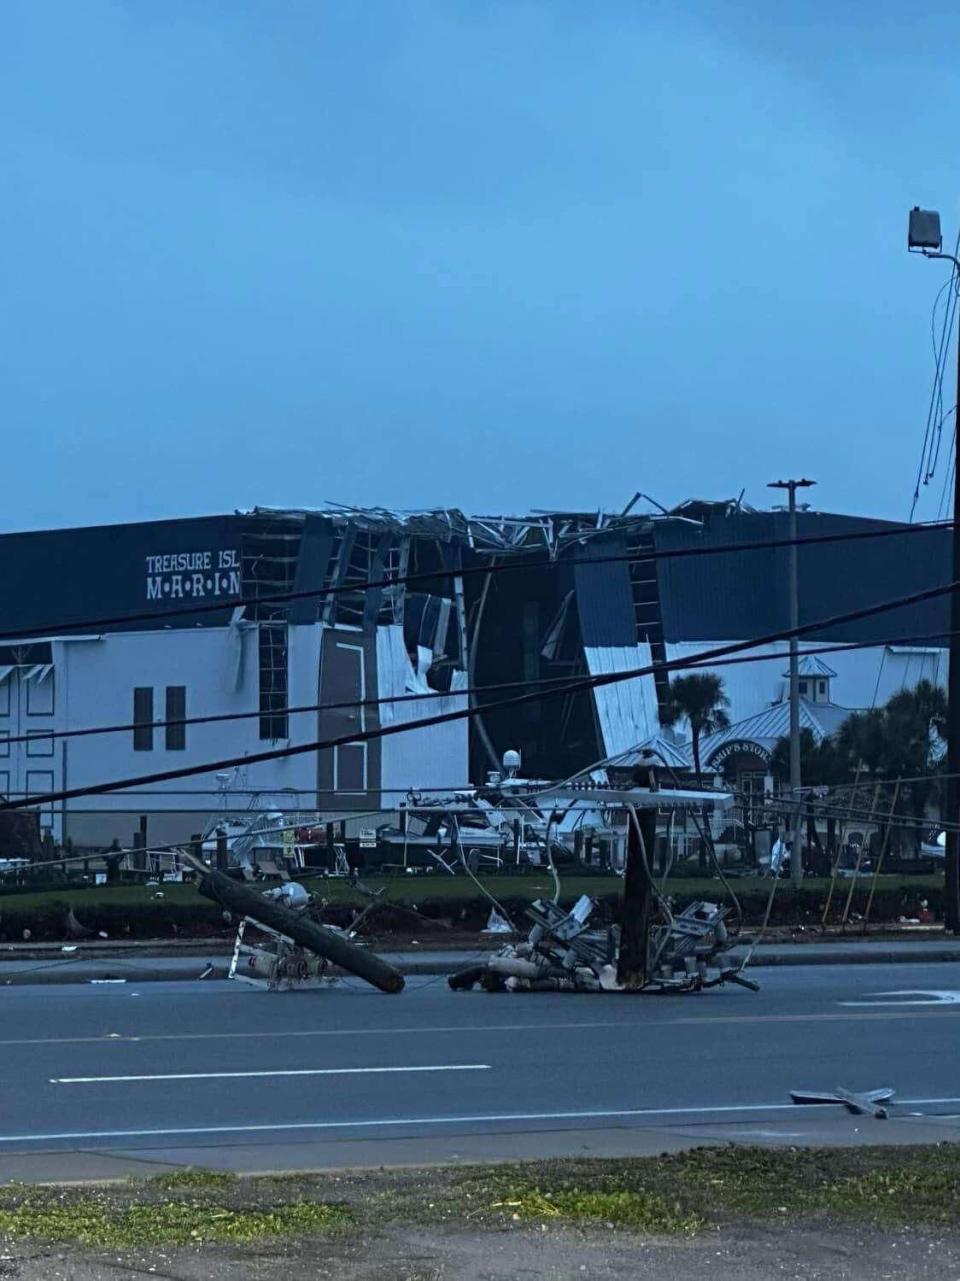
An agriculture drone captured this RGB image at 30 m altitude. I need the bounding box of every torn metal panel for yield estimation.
[541,590,575,661]
[222,609,248,692]
[584,644,660,756]
[363,532,394,628]
[376,624,469,799]
[287,514,334,625]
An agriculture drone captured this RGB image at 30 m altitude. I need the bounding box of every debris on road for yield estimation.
[192,864,404,994]
[449,894,758,994]
[790,1087,895,1118]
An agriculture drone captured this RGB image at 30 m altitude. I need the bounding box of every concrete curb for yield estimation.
[1,944,959,984]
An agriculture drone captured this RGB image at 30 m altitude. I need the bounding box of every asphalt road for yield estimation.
[0,963,958,1179]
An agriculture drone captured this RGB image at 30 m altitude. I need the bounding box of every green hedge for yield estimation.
[0,875,943,941]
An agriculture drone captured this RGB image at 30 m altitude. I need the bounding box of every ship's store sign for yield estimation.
[146,550,241,601]
[709,739,771,767]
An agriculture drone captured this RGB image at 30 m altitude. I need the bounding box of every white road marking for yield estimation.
[4,1007,957,1051]
[841,990,960,1007]
[2,1099,959,1145]
[51,1064,490,1085]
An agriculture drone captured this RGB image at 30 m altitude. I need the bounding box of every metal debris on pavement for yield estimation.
[789,1087,895,1118]
[449,893,759,994]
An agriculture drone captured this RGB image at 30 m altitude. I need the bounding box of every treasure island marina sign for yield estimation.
[145,549,241,601]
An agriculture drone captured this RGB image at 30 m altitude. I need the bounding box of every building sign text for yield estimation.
[146,549,241,602]
[709,739,772,768]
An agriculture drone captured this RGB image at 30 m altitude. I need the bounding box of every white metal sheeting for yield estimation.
[583,644,659,757]
[663,641,947,726]
[376,625,468,797]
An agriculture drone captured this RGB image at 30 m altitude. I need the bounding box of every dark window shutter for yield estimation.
[133,687,153,751]
[165,686,186,751]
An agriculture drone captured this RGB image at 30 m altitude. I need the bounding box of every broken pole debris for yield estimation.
[195,866,405,994]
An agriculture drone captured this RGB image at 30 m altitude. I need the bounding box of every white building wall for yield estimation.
[663,641,947,727]
[50,623,323,847]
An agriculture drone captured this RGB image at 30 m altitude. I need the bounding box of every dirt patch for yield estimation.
[2,1221,960,1281]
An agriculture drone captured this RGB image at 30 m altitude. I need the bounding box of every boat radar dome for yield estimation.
[502,749,521,777]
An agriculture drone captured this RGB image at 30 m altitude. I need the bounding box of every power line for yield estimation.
[3,574,958,814]
[0,519,952,643]
[3,625,957,749]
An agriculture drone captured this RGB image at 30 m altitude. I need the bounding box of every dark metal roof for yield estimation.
[789,656,838,678]
[652,512,950,644]
[573,533,636,647]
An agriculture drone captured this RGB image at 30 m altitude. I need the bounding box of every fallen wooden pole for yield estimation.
[195,866,405,994]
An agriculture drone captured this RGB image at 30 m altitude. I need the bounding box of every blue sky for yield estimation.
[1,1,958,530]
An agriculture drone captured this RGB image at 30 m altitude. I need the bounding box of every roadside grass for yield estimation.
[490,1186,701,1232]
[0,1199,349,1248]
[0,1148,958,1248]
[148,1167,238,1190]
[461,1144,960,1231]
[0,1177,350,1248]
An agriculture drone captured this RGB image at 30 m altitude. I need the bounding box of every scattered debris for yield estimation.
[450,895,758,994]
[189,862,404,994]
[790,1087,894,1119]
[482,908,513,935]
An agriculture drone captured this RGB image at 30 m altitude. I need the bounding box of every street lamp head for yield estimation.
[908,206,942,252]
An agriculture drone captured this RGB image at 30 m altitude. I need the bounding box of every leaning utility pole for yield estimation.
[908,207,960,932]
[617,763,658,987]
[768,477,816,888]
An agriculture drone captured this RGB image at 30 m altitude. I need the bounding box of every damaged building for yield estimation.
[0,500,949,847]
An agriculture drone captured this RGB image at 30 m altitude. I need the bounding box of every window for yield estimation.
[798,680,808,696]
[259,623,289,739]
[133,687,154,751]
[818,680,826,698]
[27,730,54,757]
[26,666,55,716]
[165,686,186,751]
[26,770,55,831]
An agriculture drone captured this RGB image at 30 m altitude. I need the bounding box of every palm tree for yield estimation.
[831,680,946,855]
[837,681,946,780]
[662,673,730,779]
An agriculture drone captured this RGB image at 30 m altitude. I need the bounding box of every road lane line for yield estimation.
[51,1064,490,1085]
[2,1098,959,1146]
[841,990,960,1007]
[5,1007,958,1050]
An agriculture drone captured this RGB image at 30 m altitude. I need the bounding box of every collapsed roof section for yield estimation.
[247,500,679,558]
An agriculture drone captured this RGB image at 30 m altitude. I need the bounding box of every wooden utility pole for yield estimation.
[618,767,658,988]
[194,863,405,993]
[908,207,960,931]
[768,477,816,888]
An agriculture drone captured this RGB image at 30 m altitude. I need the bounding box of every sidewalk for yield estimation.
[1,937,959,984]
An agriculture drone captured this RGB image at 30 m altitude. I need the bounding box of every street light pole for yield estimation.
[908,207,960,932]
[769,477,816,887]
